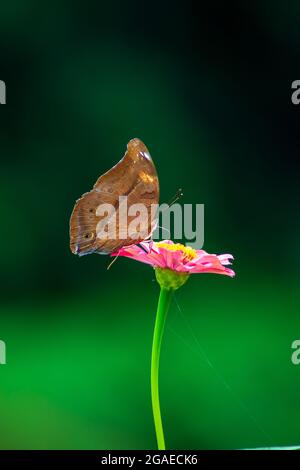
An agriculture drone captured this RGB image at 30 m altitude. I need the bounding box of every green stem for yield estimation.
[151,287,173,450]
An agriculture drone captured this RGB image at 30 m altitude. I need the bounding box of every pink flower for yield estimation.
[112,240,235,277]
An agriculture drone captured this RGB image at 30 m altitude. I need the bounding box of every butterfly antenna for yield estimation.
[168,188,183,207]
[107,253,120,270]
[157,225,171,237]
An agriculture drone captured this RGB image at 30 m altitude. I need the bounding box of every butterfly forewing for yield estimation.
[69,138,159,256]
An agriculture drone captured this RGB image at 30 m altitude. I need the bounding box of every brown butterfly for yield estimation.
[69,138,159,256]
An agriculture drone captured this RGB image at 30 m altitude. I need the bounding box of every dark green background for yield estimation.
[0,0,300,449]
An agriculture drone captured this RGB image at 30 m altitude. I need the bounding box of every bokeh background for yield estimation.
[0,0,300,450]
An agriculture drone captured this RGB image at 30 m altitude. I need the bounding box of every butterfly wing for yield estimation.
[69,138,159,256]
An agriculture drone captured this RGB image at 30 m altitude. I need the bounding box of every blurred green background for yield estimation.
[0,0,300,449]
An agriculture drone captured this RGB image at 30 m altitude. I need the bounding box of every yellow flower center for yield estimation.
[156,242,197,261]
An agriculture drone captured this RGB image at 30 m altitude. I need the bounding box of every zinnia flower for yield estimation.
[112,240,234,289]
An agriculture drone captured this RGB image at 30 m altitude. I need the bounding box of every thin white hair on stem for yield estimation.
[171,294,273,444]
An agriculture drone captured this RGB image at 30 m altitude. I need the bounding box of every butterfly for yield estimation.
[69,138,159,256]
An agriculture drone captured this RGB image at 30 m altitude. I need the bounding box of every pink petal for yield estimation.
[112,243,166,268]
[188,264,235,277]
[217,254,234,265]
[156,246,184,271]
